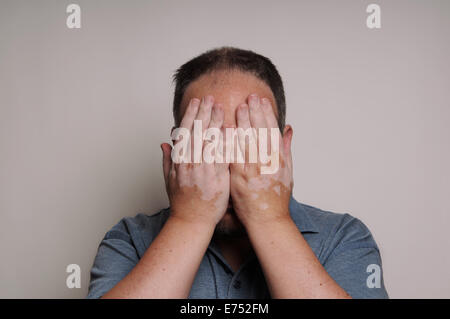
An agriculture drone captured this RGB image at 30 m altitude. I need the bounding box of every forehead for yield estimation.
[179,69,277,121]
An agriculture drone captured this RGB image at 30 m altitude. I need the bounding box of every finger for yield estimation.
[248,94,267,129]
[260,98,280,158]
[236,103,251,163]
[208,103,224,129]
[178,98,200,162]
[236,103,251,129]
[203,103,224,167]
[260,98,278,129]
[195,95,214,133]
[189,96,213,164]
[179,98,200,131]
[207,104,229,172]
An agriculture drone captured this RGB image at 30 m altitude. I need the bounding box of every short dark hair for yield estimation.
[172,47,286,129]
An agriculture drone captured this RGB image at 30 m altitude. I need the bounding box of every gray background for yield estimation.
[1,0,449,298]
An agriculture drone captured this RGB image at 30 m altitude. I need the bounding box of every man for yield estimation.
[87,47,388,299]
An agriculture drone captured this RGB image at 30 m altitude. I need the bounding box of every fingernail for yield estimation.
[212,104,220,115]
[238,104,248,116]
[204,95,213,104]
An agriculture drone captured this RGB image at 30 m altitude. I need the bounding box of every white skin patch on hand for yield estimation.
[272,184,281,196]
[259,202,269,210]
[248,177,271,191]
[179,171,224,202]
[251,193,259,200]
[247,165,291,192]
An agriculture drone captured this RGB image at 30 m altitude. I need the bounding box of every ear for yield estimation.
[170,126,176,145]
[282,124,293,156]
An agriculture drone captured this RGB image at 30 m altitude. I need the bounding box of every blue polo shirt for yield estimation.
[87,197,388,298]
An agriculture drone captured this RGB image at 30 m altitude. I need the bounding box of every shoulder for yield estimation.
[303,203,374,242]
[103,207,171,257]
[291,199,380,260]
[295,201,388,298]
[107,208,171,236]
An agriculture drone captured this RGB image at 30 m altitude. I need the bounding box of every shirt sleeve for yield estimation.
[87,219,140,299]
[322,215,389,299]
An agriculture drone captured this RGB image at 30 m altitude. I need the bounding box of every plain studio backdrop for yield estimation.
[1,0,449,298]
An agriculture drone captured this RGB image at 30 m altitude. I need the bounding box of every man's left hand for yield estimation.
[230,94,294,229]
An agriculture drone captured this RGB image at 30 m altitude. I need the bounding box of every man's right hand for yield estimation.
[161,95,230,227]
[103,98,227,298]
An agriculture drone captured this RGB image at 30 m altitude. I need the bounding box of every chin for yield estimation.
[214,207,246,238]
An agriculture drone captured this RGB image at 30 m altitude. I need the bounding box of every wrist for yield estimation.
[244,211,293,235]
[168,212,217,233]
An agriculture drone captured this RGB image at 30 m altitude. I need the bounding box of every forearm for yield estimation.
[102,215,214,298]
[246,215,351,299]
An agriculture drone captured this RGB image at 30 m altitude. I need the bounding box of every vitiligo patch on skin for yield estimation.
[172,183,227,222]
[273,185,281,196]
[247,165,291,192]
[171,168,229,220]
[167,87,295,230]
[248,176,272,191]
[179,173,225,201]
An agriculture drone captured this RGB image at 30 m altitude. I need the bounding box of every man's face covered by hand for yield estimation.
[170,69,293,238]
